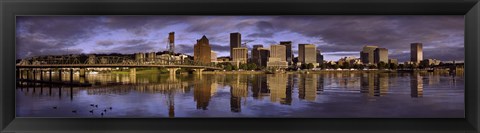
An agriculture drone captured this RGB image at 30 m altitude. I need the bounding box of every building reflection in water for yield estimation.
[193,75,212,110]
[317,74,324,93]
[360,72,389,97]
[267,74,288,103]
[230,75,248,112]
[251,75,269,100]
[411,72,423,98]
[298,74,317,101]
[374,73,389,96]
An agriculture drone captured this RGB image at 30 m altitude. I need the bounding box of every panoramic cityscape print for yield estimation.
[16,16,464,118]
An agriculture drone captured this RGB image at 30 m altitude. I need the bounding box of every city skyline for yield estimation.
[16,16,464,62]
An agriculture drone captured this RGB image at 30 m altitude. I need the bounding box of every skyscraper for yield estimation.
[267,45,288,69]
[194,35,212,65]
[210,51,217,63]
[258,48,270,68]
[360,45,378,64]
[251,45,263,66]
[374,48,388,64]
[411,43,423,64]
[280,41,293,65]
[269,45,286,61]
[230,33,241,58]
[232,47,248,66]
[316,49,324,65]
[298,44,317,66]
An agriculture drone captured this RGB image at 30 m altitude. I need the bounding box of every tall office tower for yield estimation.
[298,44,317,65]
[280,41,293,65]
[267,45,288,68]
[210,51,217,62]
[411,43,423,64]
[251,45,263,66]
[168,32,175,54]
[374,48,388,63]
[360,45,378,64]
[269,45,286,61]
[230,32,241,58]
[258,48,270,68]
[194,35,212,65]
[316,49,324,65]
[232,47,248,65]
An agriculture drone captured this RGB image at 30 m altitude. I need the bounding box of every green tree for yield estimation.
[300,64,307,69]
[353,64,364,70]
[247,63,257,70]
[320,63,326,69]
[398,64,405,70]
[225,65,233,71]
[307,63,314,69]
[419,61,429,69]
[389,63,398,70]
[368,64,377,69]
[239,63,248,70]
[341,62,351,69]
[332,64,339,69]
[377,62,388,70]
[232,65,238,71]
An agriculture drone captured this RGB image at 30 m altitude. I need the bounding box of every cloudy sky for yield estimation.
[16,16,464,62]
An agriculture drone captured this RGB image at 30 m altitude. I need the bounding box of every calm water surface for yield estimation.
[16,71,464,118]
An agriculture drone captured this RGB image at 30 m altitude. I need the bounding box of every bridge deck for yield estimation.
[16,64,221,70]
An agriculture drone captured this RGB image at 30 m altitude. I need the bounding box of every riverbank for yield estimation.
[105,68,457,75]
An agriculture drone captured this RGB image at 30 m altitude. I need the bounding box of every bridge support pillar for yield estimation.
[130,68,136,75]
[58,69,62,81]
[33,69,36,81]
[79,68,86,77]
[167,68,180,82]
[167,68,180,76]
[40,70,43,81]
[193,69,204,75]
[70,69,74,83]
[49,69,52,82]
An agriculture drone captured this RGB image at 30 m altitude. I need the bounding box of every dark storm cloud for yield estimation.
[17,16,101,41]
[271,16,463,52]
[16,16,464,61]
[389,46,464,62]
[210,44,230,52]
[176,44,194,55]
[101,16,189,35]
[16,35,84,58]
[121,39,146,45]
[247,21,276,38]
[268,16,463,61]
[98,41,156,54]
[247,32,274,38]
[96,40,115,46]
[16,16,102,58]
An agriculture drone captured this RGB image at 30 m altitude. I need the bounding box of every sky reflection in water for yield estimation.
[16,72,464,118]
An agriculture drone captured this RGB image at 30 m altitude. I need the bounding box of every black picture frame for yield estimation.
[1,0,479,132]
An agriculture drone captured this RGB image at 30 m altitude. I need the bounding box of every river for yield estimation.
[16,71,464,118]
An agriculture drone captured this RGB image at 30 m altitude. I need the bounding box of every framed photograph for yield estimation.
[1,0,479,132]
